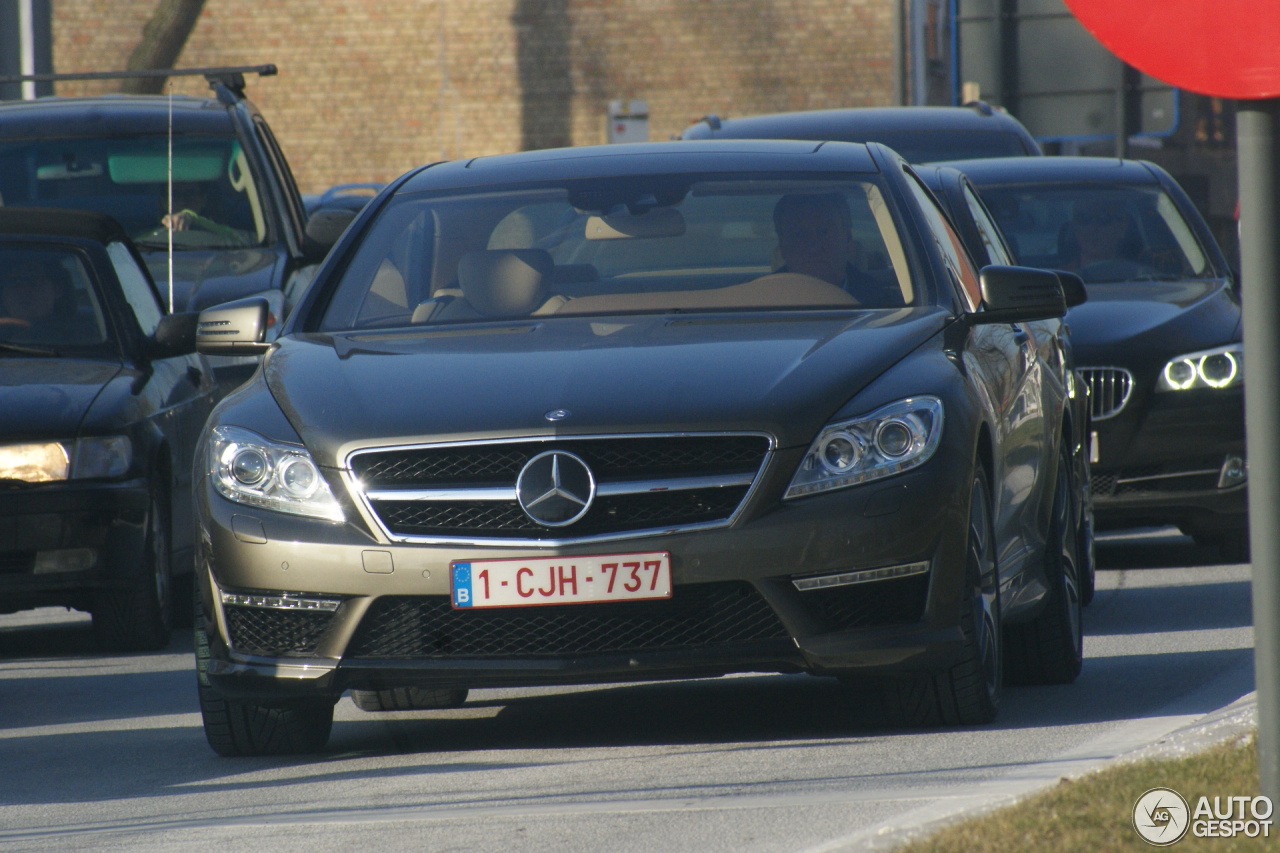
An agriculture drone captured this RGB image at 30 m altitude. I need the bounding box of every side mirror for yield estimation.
[196,297,271,356]
[150,311,200,358]
[1056,270,1088,307]
[305,208,357,249]
[974,265,1066,324]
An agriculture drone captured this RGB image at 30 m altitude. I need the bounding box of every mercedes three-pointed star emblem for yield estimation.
[515,450,596,527]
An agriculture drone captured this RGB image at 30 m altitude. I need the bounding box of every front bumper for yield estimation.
[1090,385,1246,531]
[0,479,149,613]
[196,451,976,703]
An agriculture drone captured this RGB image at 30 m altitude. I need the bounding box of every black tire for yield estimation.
[1217,530,1251,564]
[854,464,1002,727]
[91,484,173,652]
[1193,529,1250,564]
[195,609,333,756]
[350,686,469,712]
[1005,446,1084,685]
[1076,454,1097,607]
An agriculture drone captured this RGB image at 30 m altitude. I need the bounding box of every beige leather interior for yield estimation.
[435,248,555,319]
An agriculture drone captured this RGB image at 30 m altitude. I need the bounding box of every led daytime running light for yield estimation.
[1158,346,1243,392]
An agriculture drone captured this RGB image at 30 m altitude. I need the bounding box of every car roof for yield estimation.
[682,104,1038,146]
[396,139,884,192]
[0,206,130,244]
[936,156,1160,186]
[0,95,234,136]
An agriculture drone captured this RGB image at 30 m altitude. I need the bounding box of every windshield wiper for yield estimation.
[0,341,60,357]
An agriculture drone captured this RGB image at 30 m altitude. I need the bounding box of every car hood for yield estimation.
[261,309,949,467]
[1066,279,1241,362]
[140,247,282,313]
[0,359,122,438]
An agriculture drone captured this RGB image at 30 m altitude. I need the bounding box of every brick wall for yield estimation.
[50,0,895,194]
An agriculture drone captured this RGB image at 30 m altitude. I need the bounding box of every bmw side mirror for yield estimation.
[1056,270,1088,308]
[305,208,357,249]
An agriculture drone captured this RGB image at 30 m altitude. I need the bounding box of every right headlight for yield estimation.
[209,425,344,521]
[1156,344,1243,392]
[785,396,943,499]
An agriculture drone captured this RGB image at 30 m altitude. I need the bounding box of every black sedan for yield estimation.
[0,208,215,650]
[950,156,1247,560]
[917,164,1095,600]
[191,140,1086,755]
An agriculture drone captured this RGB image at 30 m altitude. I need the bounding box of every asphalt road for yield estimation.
[0,528,1257,853]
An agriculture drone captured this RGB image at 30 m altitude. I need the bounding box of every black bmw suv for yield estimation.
[680,102,1042,163]
[0,66,349,390]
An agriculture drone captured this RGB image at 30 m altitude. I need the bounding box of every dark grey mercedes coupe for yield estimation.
[190,140,1087,755]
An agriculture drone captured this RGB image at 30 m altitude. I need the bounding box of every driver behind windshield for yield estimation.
[159,181,255,246]
[1061,197,1144,272]
[0,253,97,344]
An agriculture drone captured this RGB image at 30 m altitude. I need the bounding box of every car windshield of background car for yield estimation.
[979,183,1210,284]
[0,245,110,350]
[0,136,268,250]
[320,178,920,331]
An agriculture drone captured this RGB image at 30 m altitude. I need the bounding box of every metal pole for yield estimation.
[18,0,36,100]
[1238,100,1280,801]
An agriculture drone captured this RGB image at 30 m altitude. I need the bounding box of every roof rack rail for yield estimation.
[0,64,277,97]
[962,100,996,116]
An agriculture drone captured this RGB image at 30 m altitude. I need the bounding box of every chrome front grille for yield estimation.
[349,434,771,545]
[1080,367,1134,420]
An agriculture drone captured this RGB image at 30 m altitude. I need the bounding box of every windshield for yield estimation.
[320,176,920,332]
[978,183,1212,284]
[0,244,112,355]
[0,135,268,250]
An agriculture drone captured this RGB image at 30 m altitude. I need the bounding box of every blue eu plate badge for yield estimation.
[452,562,473,608]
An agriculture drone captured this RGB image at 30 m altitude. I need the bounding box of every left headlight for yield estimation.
[0,437,132,482]
[785,396,943,499]
[1156,344,1243,392]
[209,425,344,522]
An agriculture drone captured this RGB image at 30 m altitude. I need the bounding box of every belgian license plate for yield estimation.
[450,552,671,609]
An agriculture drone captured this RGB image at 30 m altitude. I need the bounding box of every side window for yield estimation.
[963,185,1015,267]
[0,245,108,345]
[254,117,306,239]
[108,241,164,334]
[903,168,983,311]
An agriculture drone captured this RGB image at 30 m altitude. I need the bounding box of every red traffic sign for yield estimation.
[1064,0,1280,99]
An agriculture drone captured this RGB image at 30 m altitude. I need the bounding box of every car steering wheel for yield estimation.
[135,223,229,248]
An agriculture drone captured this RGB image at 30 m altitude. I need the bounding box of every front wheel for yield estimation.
[1005,446,1084,685]
[851,463,1002,726]
[195,609,333,756]
[1191,529,1250,564]
[92,484,173,652]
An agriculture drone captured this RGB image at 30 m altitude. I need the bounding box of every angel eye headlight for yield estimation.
[1157,344,1243,391]
[786,397,943,499]
[209,426,343,521]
